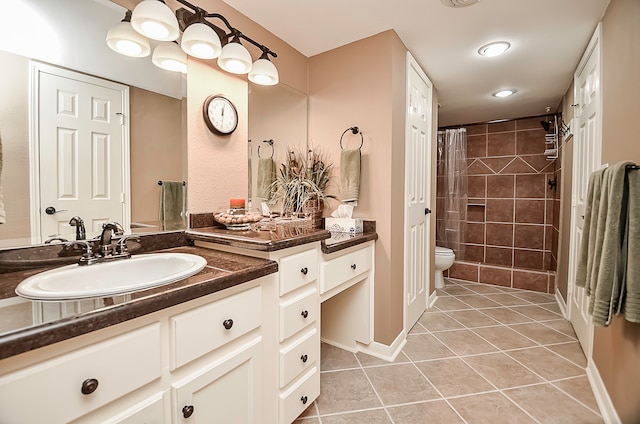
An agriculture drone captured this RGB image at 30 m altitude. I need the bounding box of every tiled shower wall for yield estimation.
[437,116,561,293]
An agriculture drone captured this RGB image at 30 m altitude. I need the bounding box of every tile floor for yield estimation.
[295,278,603,423]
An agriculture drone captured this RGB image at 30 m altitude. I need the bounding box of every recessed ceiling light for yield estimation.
[478,41,511,57]
[493,89,516,98]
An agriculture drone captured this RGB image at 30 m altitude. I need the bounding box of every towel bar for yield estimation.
[158,180,186,186]
[626,165,639,170]
[258,139,274,158]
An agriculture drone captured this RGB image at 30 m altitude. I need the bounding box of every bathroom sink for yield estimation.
[15,253,207,301]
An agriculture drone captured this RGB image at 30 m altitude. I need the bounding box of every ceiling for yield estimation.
[222,0,610,126]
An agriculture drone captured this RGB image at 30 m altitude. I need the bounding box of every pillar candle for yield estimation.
[230,197,246,209]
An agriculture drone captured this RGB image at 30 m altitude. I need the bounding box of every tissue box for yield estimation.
[325,218,363,234]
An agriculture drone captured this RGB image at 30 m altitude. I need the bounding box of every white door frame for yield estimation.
[566,24,602,359]
[29,61,130,244]
[403,52,433,332]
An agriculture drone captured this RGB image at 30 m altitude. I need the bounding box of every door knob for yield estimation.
[425,208,432,215]
[45,206,68,215]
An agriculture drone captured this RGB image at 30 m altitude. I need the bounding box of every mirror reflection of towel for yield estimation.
[257,158,275,200]
[159,181,186,230]
[0,134,4,224]
[341,149,361,203]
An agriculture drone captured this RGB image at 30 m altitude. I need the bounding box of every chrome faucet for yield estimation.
[69,216,86,240]
[99,222,124,255]
[69,222,138,266]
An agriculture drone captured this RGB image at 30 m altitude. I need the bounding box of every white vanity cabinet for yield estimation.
[320,241,375,351]
[194,241,322,424]
[0,324,162,424]
[0,274,276,424]
[169,285,264,423]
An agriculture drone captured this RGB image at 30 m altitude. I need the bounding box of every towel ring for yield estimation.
[340,126,363,150]
[258,139,274,159]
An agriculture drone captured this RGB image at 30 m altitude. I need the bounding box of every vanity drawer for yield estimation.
[279,287,318,342]
[279,367,320,424]
[171,286,262,369]
[279,328,319,388]
[0,324,161,424]
[320,245,373,295]
[279,249,318,296]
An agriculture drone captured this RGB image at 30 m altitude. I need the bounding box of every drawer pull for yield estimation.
[301,310,309,319]
[80,378,99,395]
[223,319,234,330]
[301,354,308,363]
[301,395,308,405]
[351,263,357,270]
[182,405,194,419]
[301,267,308,275]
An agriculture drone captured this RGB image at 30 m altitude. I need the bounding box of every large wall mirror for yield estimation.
[0,0,186,249]
[248,84,307,209]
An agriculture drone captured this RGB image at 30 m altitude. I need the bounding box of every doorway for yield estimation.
[29,62,130,243]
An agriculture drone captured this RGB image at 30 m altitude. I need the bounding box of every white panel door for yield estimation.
[405,53,433,331]
[567,25,602,358]
[36,64,129,242]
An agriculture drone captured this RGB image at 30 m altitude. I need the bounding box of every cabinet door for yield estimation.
[172,337,262,423]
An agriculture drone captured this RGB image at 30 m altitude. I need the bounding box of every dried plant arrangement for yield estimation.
[272,148,335,216]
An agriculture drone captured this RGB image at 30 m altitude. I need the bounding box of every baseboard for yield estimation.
[357,330,407,362]
[320,337,357,353]
[428,290,438,309]
[586,359,621,424]
[555,289,568,319]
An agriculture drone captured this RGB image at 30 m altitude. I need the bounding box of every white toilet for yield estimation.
[434,246,456,289]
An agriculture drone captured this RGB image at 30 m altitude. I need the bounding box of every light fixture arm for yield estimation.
[174,0,277,59]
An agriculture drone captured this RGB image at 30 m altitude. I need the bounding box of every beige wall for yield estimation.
[592,0,640,421]
[308,30,410,345]
[130,87,185,224]
[0,51,30,247]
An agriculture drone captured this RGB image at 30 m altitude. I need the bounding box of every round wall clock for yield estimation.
[203,95,238,135]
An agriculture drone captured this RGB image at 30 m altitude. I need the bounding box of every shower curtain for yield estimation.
[437,128,468,258]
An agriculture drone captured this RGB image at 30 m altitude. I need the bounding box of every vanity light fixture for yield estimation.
[248,51,279,85]
[152,41,188,73]
[478,41,511,57]
[218,33,253,74]
[107,0,279,85]
[130,0,180,41]
[493,89,516,98]
[106,10,151,57]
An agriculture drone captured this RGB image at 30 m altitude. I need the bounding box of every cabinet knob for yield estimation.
[301,354,308,363]
[300,267,308,275]
[80,378,99,395]
[182,405,194,419]
[301,310,309,319]
[351,263,357,270]
[223,319,234,330]
[301,395,308,405]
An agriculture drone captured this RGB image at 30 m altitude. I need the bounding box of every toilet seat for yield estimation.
[435,246,454,256]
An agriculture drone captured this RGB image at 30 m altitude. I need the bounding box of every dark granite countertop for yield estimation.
[186,226,332,251]
[321,229,378,254]
[0,246,277,360]
[186,216,377,254]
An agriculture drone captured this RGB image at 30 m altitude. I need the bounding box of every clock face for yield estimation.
[203,95,238,135]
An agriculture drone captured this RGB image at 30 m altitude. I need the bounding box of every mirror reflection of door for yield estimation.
[33,63,129,243]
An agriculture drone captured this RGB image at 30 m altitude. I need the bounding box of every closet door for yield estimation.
[404,52,433,330]
[568,24,602,358]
